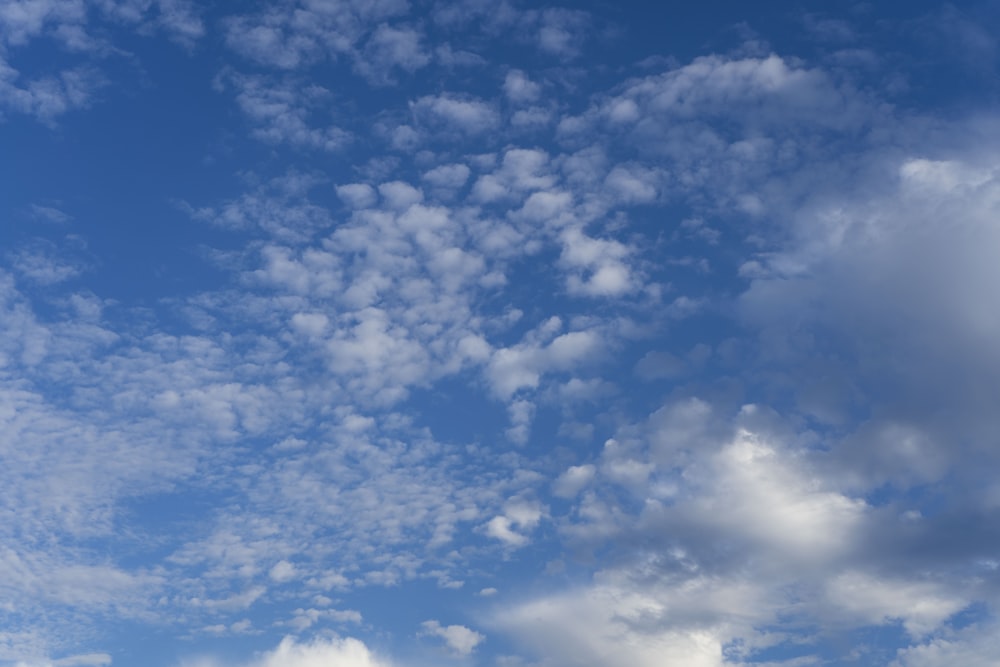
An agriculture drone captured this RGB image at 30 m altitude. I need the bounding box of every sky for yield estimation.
[3,0,1000,665]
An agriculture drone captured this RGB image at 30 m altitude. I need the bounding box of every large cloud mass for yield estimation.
[3,1,1000,666]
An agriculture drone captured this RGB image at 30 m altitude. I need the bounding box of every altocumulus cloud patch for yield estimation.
[3,1,1000,666]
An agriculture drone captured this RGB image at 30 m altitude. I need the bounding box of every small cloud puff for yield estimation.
[552,464,595,498]
[485,499,545,547]
[411,93,499,136]
[420,620,485,656]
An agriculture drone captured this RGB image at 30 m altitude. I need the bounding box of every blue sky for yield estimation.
[3,1,1000,665]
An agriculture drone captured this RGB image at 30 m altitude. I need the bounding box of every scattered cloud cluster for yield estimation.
[4,1,1000,666]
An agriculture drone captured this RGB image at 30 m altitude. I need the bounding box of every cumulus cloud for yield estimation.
[355,24,430,84]
[503,69,541,104]
[410,93,499,136]
[559,227,636,297]
[420,620,485,656]
[494,581,732,667]
[487,320,604,399]
[499,388,990,665]
[190,636,394,667]
[552,464,595,498]
[485,499,544,548]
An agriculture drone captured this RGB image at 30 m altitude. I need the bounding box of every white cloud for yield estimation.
[510,105,553,129]
[507,391,986,666]
[355,24,430,84]
[892,621,1000,667]
[10,245,84,285]
[410,93,499,136]
[552,464,595,498]
[420,620,485,656]
[0,60,100,121]
[203,636,394,667]
[606,54,853,124]
[471,148,556,204]
[191,174,337,245]
[505,398,535,444]
[152,0,205,46]
[493,581,732,667]
[9,7,1000,665]
[377,181,423,210]
[503,70,541,104]
[513,190,573,225]
[487,323,604,399]
[0,0,86,48]
[603,164,659,204]
[825,572,966,637]
[559,227,636,297]
[688,428,867,562]
[0,0,202,50]
[421,163,470,192]
[268,559,297,583]
[485,499,544,548]
[337,183,378,209]
[532,8,589,60]
[0,0,204,123]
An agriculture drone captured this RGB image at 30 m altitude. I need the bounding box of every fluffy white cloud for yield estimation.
[485,499,544,548]
[552,464,595,498]
[505,388,989,665]
[532,8,589,60]
[337,183,378,209]
[192,636,394,667]
[494,581,732,667]
[420,620,485,656]
[410,93,500,136]
[0,61,99,121]
[503,69,541,104]
[421,163,470,194]
[487,321,604,399]
[559,227,636,297]
[892,622,1000,666]
[825,573,966,637]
